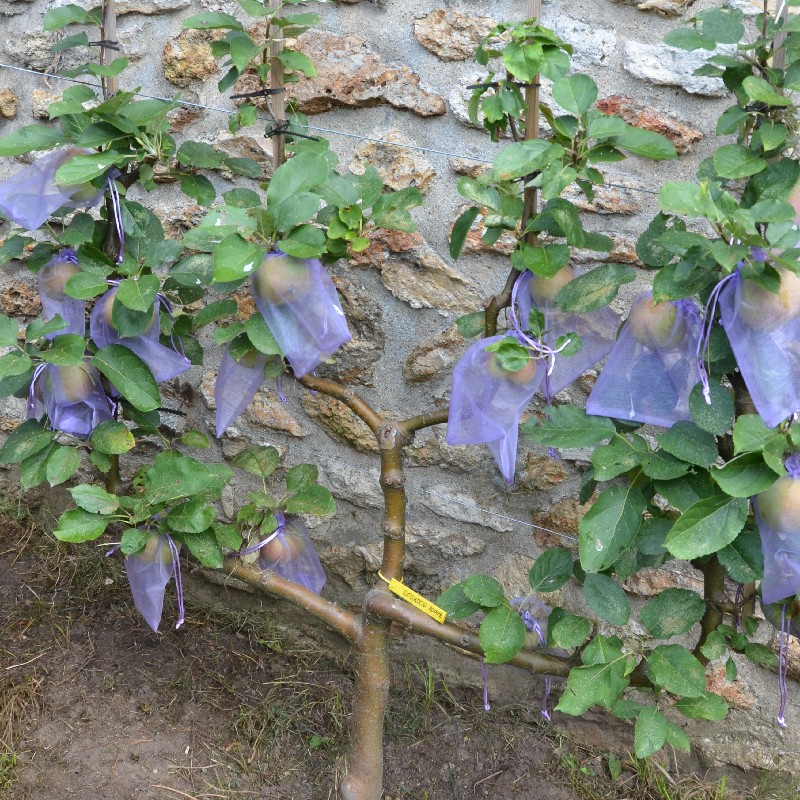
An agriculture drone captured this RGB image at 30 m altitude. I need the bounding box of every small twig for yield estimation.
[4,651,50,671]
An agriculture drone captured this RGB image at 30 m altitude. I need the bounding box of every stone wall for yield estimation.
[0,0,798,780]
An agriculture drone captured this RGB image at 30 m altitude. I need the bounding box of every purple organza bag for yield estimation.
[718,270,800,428]
[514,271,620,399]
[446,334,544,483]
[250,252,350,378]
[0,148,103,231]
[258,515,326,595]
[755,455,800,606]
[586,292,701,428]
[28,361,113,438]
[38,248,85,339]
[215,345,267,437]
[90,287,190,384]
[124,534,184,633]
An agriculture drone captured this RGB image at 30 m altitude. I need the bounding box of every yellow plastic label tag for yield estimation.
[388,579,447,624]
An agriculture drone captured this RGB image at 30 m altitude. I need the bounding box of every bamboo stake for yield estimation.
[521,0,542,244]
[773,0,789,73]
[101,0,119,98]
[269,0,286,170]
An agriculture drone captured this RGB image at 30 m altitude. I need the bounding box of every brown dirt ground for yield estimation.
[0,511,778,800]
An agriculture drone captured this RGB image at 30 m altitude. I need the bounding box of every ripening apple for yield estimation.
[253,255,312,305]
[485,352,539,385]
[59,364,94,402]
[757,477,800,535]
[40,259,80,297]
[626,295,685,350]
[260,531,302,563]
[529,265,575,308]
[738,267,800,332]
[141,533,173,566]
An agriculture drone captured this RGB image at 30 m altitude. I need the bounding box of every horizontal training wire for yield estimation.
[0,61,663,197]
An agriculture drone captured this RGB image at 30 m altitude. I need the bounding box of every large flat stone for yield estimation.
[623,41,729,96]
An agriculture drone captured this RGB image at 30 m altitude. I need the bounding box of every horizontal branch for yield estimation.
[364,589,576,677]
[399,407,449,436]
[297,373,383,433]
[223,559,361,644]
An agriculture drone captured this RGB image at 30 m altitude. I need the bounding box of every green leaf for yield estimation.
[713,144,767,180]
[232,445,280,478]
[180,430,210,449]
[521,405,615,449]
[55,152,129,185]
[65,271,110,300]
[689,382,734,436]
[647,645,706,698]
[0,314,18,347]
[278,49,317,77]
[711,453,778,497]
[90,345,160,412]
[700,630,728,662]
[278,224,326,258]
[450,207,481,260]
[732,415,778,456]
[675,691,729,721]
[744,642,778,669]
[556,661,628,715]
[665,495,748,560]
[639,588,706,638]
[20,443,55,490]
[555,264,636,314]
[272,192,321,232]
[213,233,266,283]
[114,275,160,314]
[39,334,85,367]
[579,485,645,573]
[663,28,716,51]
[194,298,238,329]
[267,153,330,207]
[696,8,745,43]
[167,500,216,533]
[582,634,624,666]
[69,484,120,515]
[0,420,56,464]
[461,575,506,608]
[44,4,101,29]
[491,140,560,181]
[284,485,336,516]
[0,234,32,267]
[639,449,690,481]
[548,608,591,649]
[528,548,574,593]
[583,574,631,626]
[0,124,63,156]
[656,421,718,468]
[214,523,243,553]
[718,530,763,583]
[45,445,81,487]
[479,605,527,663]
[120,528,150,556]
[552,74,598,115]
[613,126,676,161]
[244,313,282,356]
[184,530,224,569]
[591,434,646,482]
[285,463,318,493]
[0,352,32,381]
[53,509,111,543]
[455,311,485,339]
[142,452,223,506]
[90,420,135,455]
[634,707,667,759]
[179,174,217,207]
[183,12,243,30]
[511,243,571,279]
[437,585,481,620]
[741,76,791,108]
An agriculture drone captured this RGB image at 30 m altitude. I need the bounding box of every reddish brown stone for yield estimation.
[595,95,703,154]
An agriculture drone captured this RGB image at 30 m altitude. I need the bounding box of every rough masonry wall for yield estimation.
[0,0,797,776]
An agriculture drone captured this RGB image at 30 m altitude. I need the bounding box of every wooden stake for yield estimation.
[773,0,789,73]
[522,0,542,243]
[269,0,286,171]
[102,0,119,98]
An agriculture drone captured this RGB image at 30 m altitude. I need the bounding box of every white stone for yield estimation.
[543,12,616,68]
[623,41,730,96]
[418,485,514,532]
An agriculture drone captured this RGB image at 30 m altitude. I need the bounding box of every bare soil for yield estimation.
[0,512,771,800]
